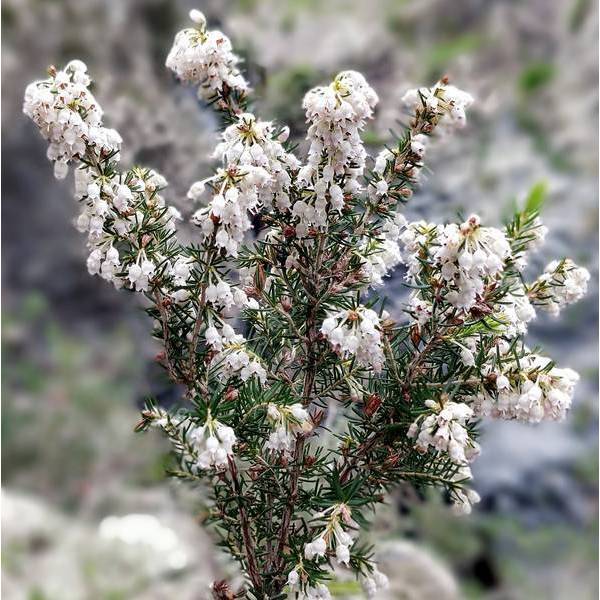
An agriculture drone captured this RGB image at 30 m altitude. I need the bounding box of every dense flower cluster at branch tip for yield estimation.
[166,9,249,100]
[23,8,590,599]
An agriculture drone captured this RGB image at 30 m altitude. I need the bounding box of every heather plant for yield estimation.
[23,9,590,599]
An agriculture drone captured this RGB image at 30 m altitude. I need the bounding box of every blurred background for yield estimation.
[2,0,598,598]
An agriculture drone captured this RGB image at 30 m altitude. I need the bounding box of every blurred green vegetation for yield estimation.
[2,293,168,510]
[424,33,485,81]
[262,64,325,133]
[518,62,556,96]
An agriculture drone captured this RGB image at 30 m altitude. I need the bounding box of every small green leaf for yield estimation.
[524,181,548,214]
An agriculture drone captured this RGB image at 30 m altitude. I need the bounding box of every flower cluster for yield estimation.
[204,276,248,310]
[359,212,408,286]
[401,79,474,132]
[165,10,248,100]
[408,399,480,465]
[145,408,236,471]
[265,403,312,454]
[361,565,390,599]
[368,79,473,202]
[303,70,378,186]
[23,63,190,301]
[75,166,186,296]
[23,60,121,179]
[205,323,267,384]
[189,415,237,470]
[450,466,481,515]
[287,563,388,600]
[495,287,537,336]
[286,574,332,600]
[304,504,357,566]
[191,113,299,255]
[434,214,512,311]
[476,352,580,423]
[293,71,378,235]
[320,306,386,372]
[529,259,590,316]
[401,214,512,312]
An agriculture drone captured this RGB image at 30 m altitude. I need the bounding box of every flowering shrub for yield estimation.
[23,10,590,599]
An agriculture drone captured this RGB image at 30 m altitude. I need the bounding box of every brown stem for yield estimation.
[339,430,385,484]
[273,234,325,577]
[228,457,262,593]
[153,289,184,383]
[188,286,207,387]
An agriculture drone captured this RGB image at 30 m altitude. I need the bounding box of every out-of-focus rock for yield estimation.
[375,540,461,600]
[1,488,218,600]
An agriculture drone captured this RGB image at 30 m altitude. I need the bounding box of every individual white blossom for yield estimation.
[410,133,428,158]
[305,584,332,600]
[456,337,477,367]
[304,535,328,561]
[286,568,300,588]
[373,148,395,175]
[169,256,194,286]
[450,466,481,515]
[187,178,210,201]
